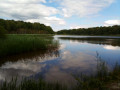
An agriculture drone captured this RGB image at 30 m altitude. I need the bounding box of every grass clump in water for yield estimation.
[74,57,120,90]
[0,34,59,57]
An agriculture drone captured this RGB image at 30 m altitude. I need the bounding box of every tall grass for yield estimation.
[0,34,59,57]
[0,26,7,38]
[0,78,67,90]
[74,57,120,90]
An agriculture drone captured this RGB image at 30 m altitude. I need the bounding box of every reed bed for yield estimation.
[0,34,58,57]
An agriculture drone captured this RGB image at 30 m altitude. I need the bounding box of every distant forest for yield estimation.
[0,19,54,34]
[57,25,120,35]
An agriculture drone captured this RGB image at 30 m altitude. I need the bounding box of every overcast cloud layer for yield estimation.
[0,0,119,31]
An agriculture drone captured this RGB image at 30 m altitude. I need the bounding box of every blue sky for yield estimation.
[0,0,120,31]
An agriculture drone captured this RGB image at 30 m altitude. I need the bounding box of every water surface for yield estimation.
[0,35,120,86]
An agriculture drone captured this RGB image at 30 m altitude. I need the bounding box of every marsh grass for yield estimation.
[74,56,120,90]
[0,34,59,57]
[0,78,67,90]
[0,26,7,39]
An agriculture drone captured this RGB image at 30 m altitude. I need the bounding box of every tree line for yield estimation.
[0,19,54,34]
[57,25,120,35]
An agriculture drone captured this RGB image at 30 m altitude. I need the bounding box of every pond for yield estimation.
[0,35,120,86]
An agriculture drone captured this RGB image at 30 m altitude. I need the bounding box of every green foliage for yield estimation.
[0,19,54,34]
[57,25,120,35]
[0,35,59,57]
[0,26,6,38]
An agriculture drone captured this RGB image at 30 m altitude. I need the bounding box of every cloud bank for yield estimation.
[51,0,115,17]
[104,20,120,26]
[0,0,116,30]
[0,0,66,27]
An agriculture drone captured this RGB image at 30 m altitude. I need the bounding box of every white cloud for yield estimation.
[103,45,120,50]
[0,53,58,81]
[104,20,120,26]
[70,25,89,29]
[0,0,116,31]
[59,44,66,50]
[61,51,97,72]
[1,0,46,4]
[0,1,58,19]
[0,0,65,26]
[44,66,77,86]
[70,24,96,29]
[44,16,66,25]
[0,0,67,30]
[56,0,115,17]
[70,40,79,44]
[0,0,115,19]
[26,16,66,26]
[70,26,82,29]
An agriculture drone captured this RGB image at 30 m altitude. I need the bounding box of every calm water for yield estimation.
[0,35,120,86]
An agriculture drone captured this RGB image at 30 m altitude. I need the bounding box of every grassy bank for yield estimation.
[0,34,59,57]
